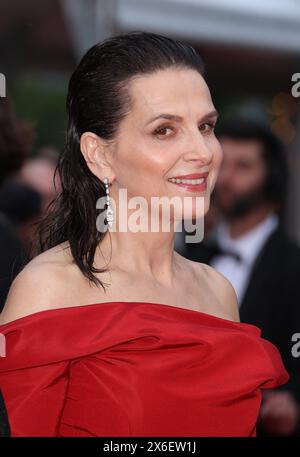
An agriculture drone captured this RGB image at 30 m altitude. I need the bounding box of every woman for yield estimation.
[0,31,289,437]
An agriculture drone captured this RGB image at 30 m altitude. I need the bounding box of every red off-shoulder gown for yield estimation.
[0,301,290,437]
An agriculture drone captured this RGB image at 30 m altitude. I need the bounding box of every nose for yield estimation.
[182,131,214,165]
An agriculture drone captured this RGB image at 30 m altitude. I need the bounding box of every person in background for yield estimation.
[183,114,300,436]
[0,383,10,436]
[0,180,42,258]
[0,97,34,312]
[17,146,61,214]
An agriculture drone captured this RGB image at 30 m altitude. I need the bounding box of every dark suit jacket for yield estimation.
[0,389,10,437]
[0,215,25,313]
[183,226,300,405]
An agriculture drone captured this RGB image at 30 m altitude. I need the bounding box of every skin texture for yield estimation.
[0,68,240,326]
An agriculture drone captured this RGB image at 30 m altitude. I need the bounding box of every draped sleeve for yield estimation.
[0,302,145,436]
[0,314,72,436]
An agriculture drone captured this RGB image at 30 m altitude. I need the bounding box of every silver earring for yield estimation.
[104,177,114,228]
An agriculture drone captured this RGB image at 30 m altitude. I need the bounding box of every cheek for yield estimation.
[115,148,168,200]
[127,141,168,175]
[209,140,223,188]
[243,171,266,192]
[114,143,158,185]
[237,165,265,188]
[213,140,223,168]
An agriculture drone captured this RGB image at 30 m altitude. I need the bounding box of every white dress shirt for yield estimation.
[211,213,279,307]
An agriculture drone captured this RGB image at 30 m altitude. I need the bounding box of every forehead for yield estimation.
[128,68,213,118]
[220,138,265,161]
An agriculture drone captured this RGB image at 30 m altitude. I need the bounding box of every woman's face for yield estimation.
[108,67,223,225]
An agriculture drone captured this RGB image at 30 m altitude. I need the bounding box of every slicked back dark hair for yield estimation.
[30,31,206,290]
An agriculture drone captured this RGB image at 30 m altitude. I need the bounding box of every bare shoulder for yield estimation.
[188,259,240,322]
[0,241,76,325]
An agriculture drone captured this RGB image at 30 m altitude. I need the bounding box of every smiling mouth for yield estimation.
[168,177,205,185]
[167,173,209,192]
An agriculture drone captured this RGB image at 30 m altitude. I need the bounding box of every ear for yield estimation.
[80,131,115,182]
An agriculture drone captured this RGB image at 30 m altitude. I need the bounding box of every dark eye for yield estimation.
[238,161,253,170]
[199,122,216,133]
[153,125,173,137]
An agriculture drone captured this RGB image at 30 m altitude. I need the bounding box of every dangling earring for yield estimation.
[104,177,114,228]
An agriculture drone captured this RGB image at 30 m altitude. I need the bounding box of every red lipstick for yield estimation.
[168,172,209,193]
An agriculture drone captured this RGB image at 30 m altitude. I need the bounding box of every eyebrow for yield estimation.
[146,109,219,125]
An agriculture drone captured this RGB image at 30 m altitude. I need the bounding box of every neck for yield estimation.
[94,205,182,287]
[227,204,275,239]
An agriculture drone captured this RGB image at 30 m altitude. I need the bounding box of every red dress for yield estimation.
[0,301,289,437]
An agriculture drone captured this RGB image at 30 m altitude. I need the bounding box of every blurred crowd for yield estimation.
[0,97,60,312]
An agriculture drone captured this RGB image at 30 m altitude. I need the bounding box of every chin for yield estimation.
[179,200,209,221]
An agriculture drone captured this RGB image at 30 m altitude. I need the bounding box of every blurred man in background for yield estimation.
[183,114,300,436]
